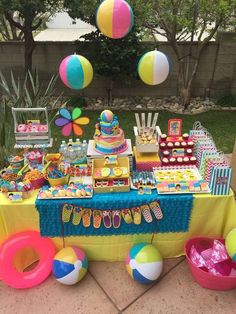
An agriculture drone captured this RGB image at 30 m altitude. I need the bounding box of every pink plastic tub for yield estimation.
[185,237,236,291]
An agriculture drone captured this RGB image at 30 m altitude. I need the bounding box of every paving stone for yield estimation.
[0,273,118,314]
[123,260,236,314]
[89,257,185,311]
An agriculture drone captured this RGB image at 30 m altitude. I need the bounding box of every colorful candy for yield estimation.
[24,169,44,181]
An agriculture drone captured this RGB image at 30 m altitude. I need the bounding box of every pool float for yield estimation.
[0,230,55,289]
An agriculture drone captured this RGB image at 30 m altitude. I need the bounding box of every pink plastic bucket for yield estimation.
[185,237,236,291]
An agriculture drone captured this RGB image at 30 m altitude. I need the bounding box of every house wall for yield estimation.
[0,32,235,99]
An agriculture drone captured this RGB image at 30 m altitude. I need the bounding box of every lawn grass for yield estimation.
[51,110,236,154]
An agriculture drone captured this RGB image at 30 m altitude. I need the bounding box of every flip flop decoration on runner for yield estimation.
[55,107,90,137]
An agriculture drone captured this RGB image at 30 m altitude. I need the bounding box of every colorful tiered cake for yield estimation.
[94,110,127,154]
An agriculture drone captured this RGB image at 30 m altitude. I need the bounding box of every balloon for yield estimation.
[125,243,163,284]
[59,54,93,90]
[138,50,170,85]
[52,247,88,285]
[0,230,55,289]
[96,0,134,39]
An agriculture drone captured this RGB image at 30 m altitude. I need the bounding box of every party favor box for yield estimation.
[209,166,232,195]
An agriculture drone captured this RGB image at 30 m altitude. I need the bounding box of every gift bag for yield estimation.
[209,166,232,195]
[199,150,218,177]
[205,157,228,183]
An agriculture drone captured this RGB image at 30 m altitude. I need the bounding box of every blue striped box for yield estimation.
[209,166,232,195]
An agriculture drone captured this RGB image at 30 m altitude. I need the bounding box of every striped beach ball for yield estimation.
[138,50,169,86]
[59,54,93,90]
[125,243,163,284]
[100,110,114,123]
[53,247,88,285]
[96,0,134,39]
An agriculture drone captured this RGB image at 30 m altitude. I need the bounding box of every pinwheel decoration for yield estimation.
[55,108,90,137]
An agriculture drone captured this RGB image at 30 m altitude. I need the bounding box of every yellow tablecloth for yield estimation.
[0,191,236,270]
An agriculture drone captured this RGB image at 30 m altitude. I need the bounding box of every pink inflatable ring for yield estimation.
[0,230,55,289]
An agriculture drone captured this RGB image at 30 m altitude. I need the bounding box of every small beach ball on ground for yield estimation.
[53,247,88,285]
[125,243,163,284]
[96,0,134,39]
[226,229,236,262]
[138,50,169,86]
[100,110,114,123]
[59,54,93,90]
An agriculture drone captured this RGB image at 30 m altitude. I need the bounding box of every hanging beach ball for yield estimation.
[125,243,163,284]
[52,246,88,285]
[59,54,93,90]
[100,110,114,123]
[96,0,134,39]
[138,50,169,86]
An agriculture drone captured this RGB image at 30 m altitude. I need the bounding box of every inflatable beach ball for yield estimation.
[226,229,236,261]
[96,0,134,39]
[59,54,93,90]
[52,246,88,285]
[100,110,114,123]
[138,50,169,86]
[125,243,163,284]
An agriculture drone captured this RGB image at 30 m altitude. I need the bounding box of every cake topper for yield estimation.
[55,108,89,137]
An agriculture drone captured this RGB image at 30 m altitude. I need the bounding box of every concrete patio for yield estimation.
[1,257,236,314]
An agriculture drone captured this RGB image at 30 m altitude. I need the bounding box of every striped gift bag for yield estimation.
[209,166,232,195]
[199,150,218,177]
[205,158,228,183]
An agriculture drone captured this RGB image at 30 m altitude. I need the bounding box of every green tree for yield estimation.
[145,0,236,108]
[64,0,152,104]
[0,0,62,72]
[0,12,23,41]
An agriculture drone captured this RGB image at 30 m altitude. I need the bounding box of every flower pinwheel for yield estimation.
[55,108,90,137]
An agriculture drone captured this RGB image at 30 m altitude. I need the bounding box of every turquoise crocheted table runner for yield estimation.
[35,190,193,237]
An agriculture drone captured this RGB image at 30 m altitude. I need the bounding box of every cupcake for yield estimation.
[163,150,170,157]
[160,134,167,141]
[162,158,169,166]
[174,141,180,148]
[186,149,193,156]
[182,133,189,140]
[187,141,194,148]
[183,157,189,163]
[167,142,174,148]
[177,157,183,165]
[169,157,176,165]
[181,141,187,147]
[160,142,166,150]
[190,156,197,164]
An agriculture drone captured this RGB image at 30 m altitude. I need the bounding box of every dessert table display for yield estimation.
[0,109,235,276]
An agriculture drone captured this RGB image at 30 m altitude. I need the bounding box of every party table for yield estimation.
[0,190,236,271]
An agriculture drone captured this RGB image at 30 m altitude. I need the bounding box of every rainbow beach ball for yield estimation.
[59,54,93,90]
[226,228,236,261]
[138,50,169,86]
[96,0,134,39]
[52,247,88,285]
[125,243,163,284]
[100,110,114,122]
